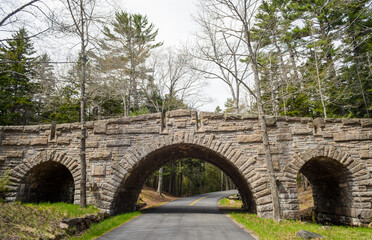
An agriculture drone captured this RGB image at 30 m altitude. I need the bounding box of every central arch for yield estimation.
[111,143,257,215]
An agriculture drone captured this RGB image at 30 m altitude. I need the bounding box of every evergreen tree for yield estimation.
[97,11,162,116]
[0,28,37,125]
[33,53,56,122]
[339,0,372,117]
[41,84,80,124]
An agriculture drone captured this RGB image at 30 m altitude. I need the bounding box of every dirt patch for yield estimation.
[138,187,179,210]
[298,186,315,221]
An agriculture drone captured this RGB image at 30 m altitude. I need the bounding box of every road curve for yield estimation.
[97,190,256,240]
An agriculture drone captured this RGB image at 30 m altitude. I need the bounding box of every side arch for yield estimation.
[104,133,269,215]
[283,145,371,225]
[288,145,370,180]
[6,150,80,204]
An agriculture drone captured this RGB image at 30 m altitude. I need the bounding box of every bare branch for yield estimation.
[0,0,40,27]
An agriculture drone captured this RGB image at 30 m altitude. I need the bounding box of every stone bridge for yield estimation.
[0,110,371,226]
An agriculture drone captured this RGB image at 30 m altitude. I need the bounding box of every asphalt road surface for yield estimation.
[98,190,256,240]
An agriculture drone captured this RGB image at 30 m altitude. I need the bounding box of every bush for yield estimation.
[0,170,10,200]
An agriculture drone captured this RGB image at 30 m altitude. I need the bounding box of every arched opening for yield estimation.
[111,143,256,214]
[145,158,237,197]
[16,161,75,203]
[297,156,352,224]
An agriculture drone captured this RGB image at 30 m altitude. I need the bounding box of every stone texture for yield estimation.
[31,137,48,145]
[237,134,262,143]
[276,133,292,141]
[6,151,23,158]
[94,122,107,134]
[0,110,371,227]
[361,119,372,127]
[88,151,111,160]
[333,133,347,142]
[92,165,105,176]
[106,139,131,147]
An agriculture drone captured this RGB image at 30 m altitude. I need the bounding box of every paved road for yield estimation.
[98,190,256,240]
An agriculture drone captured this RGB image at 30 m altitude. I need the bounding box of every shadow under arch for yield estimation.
[299,156,352,224]
[111,143,256,215]
[15,161,75,203]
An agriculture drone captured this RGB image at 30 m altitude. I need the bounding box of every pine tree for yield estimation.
[0,28,37,125]
[97,11,162,116]
[339,0,372,117]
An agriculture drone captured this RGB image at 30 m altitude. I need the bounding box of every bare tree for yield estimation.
[144,48,209,197]
[198,0,282,220]
[189,9,251,113]
[143,48,209,113]
[0,0,40,27]
[0,0,56,42]
[64,0,99,208]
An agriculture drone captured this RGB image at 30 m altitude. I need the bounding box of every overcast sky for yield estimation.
[114,0,231,112]
[1,0,232,112]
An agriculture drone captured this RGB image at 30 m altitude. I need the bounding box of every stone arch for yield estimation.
[284,145,371,225]
[104,133,266,215]
[6,151,80,204]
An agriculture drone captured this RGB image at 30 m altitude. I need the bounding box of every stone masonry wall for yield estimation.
[0,110,371,226]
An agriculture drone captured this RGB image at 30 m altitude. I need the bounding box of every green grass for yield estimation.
[0,202,99,240]
[219,197,243,209]
[0,201,140,240]
[219,198,372,240]
[230,213,372,240]
[69,211,141,240]
[25,202,99,218]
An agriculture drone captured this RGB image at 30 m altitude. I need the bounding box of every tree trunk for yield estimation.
[168,164,173,194]
[220,169,223,191]
[273,34,288,116]
[254,73,281,220]
[79,0,87,208]
[235,78,240,114]
[179,162,183,196]
[157,167,163,197]
[242,20,282,220]
[288,44,299,83]
[354,40,370,117]
[225,173,229,190]
[310,23,327,118]
[269,54,278,116]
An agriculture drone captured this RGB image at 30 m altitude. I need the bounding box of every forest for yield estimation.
[0,0,371,199]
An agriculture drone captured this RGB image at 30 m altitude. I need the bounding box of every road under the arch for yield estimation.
[98,190,256,240]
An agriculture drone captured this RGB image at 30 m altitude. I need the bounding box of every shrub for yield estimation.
[0,170,10,200]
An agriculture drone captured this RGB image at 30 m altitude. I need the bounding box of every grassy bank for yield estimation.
[69,211,141,240]
[219,197,372,240]
[0,187,177,240]
[0,202,99,239]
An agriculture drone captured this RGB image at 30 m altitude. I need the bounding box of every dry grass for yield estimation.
[137,186,179,210]
[297,186,314,211]
[297,186,315,220]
